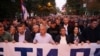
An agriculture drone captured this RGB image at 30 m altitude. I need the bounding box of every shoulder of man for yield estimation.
[4,31,11,36]
[35,33,40,36]
[46,33,52,37]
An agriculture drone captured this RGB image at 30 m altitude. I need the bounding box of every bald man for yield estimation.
[33,25,55,44]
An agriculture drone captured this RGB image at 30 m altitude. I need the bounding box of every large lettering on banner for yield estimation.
[36,48,58,56]
[15,47,33,56]
[70,48,90,56]
[0,43,100,56]
[0,48,3,56]
[94,48,100,56]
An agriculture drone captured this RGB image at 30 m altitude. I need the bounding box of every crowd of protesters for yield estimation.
[0,15,100,45]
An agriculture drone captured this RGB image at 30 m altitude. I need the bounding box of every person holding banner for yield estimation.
[0,24,12,42]
[55,27,69,44]
[68,26,84,45]
[82,19,100,44]
[47,21,59,42]
[14,24,32,43]
[33,25,55,44]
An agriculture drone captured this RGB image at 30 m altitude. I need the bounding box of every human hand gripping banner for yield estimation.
[0,43,100,56]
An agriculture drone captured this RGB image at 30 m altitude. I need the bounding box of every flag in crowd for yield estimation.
[21,0,29,20]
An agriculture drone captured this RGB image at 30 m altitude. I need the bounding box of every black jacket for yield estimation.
[14,29,32,43]
[68,34,85,44]
[47,27,59,41]
[55,35,70,44]
[82,26,100,42]
[62,24,74,35]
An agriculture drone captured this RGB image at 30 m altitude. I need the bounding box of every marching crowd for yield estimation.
[0,15,100,45]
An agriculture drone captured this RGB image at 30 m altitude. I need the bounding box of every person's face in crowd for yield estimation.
[32,19,36,24]
[22,24,26,30]
[17,27,25,34]
[56,19,60,25]
[13,20,18,26]
[63,18,69,25]
[75,22,78,27]
[10,26,16,35]
[47,21,51,27]
[91,21,98,29]
[50,23,56,28]
[0,27,4,36]
[36,17,41,22]
[70,18,74,22]
[37,18,42,24]
[40,26,46,35]
[42,20,47,26]
[2,20,8,25]
[28,19,33,25]
[60,28,66,36]
[74,27,79,34]
[32,25,39,33]
[74,17,78,22]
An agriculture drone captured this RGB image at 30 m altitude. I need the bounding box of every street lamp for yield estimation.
[47,2,52,7]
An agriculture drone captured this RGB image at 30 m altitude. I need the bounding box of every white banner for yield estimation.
[0,43,100,56]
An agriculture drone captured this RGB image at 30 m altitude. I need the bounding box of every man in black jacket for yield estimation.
[14,24,32,43]
[82,19,100,44]
[55,27,69,44]
[62,17,74,35]
[47,21,59,42]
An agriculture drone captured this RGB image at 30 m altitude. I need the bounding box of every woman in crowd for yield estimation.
[68,26,84,45]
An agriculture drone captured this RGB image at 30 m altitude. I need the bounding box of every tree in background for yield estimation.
[66,0,100,15]
[87,0,100,15]
[0,0,57,19]
[0,0,20,19]
[66,0,83,15]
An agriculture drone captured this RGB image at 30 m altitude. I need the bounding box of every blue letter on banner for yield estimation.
[37,48,43,56]
[47,49,58,56]
[0,48,3,56]
[70,48,90,56]
[15,47,33,56]
[94,48,100,56]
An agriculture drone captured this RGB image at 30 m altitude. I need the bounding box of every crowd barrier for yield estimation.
[0,43,100,56]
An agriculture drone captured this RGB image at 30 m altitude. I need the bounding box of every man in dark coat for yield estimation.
[62,17,74,35]
[82,19,100,43]
[55,27,69,44]
[47,21,59,42]
[14,24,32,43]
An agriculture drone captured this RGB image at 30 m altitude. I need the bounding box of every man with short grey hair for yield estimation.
[33,25,55,44]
